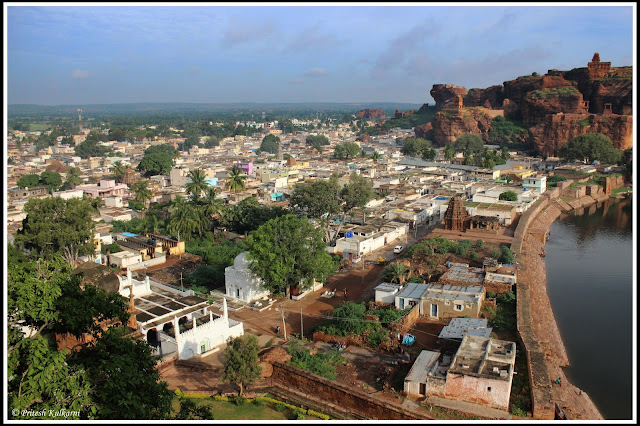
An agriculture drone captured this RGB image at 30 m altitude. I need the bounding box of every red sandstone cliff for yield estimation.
[355,108,385,120]
[432,107,494,146]
[422,54,632,154]
[530,113,633,156]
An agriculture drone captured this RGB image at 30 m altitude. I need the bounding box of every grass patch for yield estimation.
[509,346,532,417]
[172,395,328,420]
[611,187,632,196]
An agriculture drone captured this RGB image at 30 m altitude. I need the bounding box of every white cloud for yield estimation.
[303,68,327,77]
[71,69,89,79]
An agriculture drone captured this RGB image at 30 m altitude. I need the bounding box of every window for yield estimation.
[454,304,463,311]
[487,387,492,392]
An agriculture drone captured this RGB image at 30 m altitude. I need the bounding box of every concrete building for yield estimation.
[374,283,403,304]
[422,284,485,320]
[522,175,547,194]
[405,335,516,411]
[52,189,85,200]
[117,271,244,360]
[224,252,270,303]
[76,180,129,199]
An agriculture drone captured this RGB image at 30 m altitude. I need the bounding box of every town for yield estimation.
[6,4,634,422]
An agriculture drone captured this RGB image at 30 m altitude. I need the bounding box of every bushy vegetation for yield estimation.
[559,133,622,164]
[488,115,529,146]
[489,291,516,333]
[286,339,343,380]
[185,234,247,289]
[526,86,580,100]
[404,237,476,258]
[546,175,567,188]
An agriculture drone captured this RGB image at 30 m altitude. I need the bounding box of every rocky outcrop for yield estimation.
[394,109,414,119]
[430,84,467,111]
[414,122,433,140]
[529,113,633,156]
[463,85,505,109]
[519,86,586,126]
[432,107,494,146]
[355,108,385,120]
[502,75,577,121]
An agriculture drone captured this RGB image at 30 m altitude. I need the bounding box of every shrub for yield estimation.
[470,251,478,261]
[274,403,286,412]
[490,247,501,259]
[474,239,484,249]
[233,395,246,406]
[251,398,263,406]
[367,329,390,348]
[295,412,306,420]
[499,246,515,264]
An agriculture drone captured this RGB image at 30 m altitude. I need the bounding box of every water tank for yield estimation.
[346,231,353,238]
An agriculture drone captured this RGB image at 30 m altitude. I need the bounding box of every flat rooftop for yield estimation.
[439,318,492,340]
[440,265,485,284]
[133,282,207,326]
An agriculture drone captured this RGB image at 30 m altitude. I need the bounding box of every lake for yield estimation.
[544,196,633,420]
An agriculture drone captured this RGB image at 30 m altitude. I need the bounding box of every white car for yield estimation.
[393,245,404,254]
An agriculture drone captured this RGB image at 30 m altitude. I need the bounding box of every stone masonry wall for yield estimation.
[270,362,426,420]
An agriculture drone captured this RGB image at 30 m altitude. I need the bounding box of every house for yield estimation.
[522,175,547,194]
[422,284,485,320]
[395,283,429,312]
[118,270,244,360]
[405,335,516,411]
[438,317,492,353]
[439,262,516,294]
[76,179,129,199]
[374,283,403,304]
[225,252,271,303]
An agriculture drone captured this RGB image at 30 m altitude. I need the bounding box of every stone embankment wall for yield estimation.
[512,181,610,420]
[270,362,428,420]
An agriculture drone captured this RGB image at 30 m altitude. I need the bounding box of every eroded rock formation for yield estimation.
[432,107,495,146]
[355,108,385,120]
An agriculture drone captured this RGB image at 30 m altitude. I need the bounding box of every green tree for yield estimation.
[144,144,179,159]
[137,152,173,176]
[173,398,215,420]
[334,142,361,160]
[17,173,41,189]
[370,151,382,163]
[499,190,518,201]
[132,180,153,210]
[423,147,437,161]
[204,136,219,148]
[201,186,225,231]
[443,144,455,162]
[111,161,127,183]
[222,197,287,235]
[75,328,173,420]
[224,165,247,193]
[222,335,262,396]
[305,134,330,147]
[499,246,515,264]
[247,215,335,297]
[74,139,112,158]
[382,262,410,284]
[289,178,341,242]
[185,168,208,203]
[167,196,200,240]
[65,167,82,188]
[559,133,622,164]
[453,133,484,154]
[15,197,97,267]
[260,134,281,154]
[401,137,431,157]
[39,170,62,193]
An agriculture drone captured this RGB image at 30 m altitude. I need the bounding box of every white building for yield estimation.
[225,252,271,303]
[52,189,85,200]
[118,270,244,360]
[522,175,547,194]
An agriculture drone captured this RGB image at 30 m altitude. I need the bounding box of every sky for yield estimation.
[5,3,636,105]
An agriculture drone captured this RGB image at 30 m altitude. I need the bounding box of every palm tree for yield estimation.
[370,151,381,163]
[185,168,208,203]
[202,187,225,230]
[382,262,410,285]
[112,161,126,183]
[65,167,82,188]
[224,165,247,193]
[167,196,199,241]
[132,180,152,210]
[145,211,162,235]
[443,144,454,162]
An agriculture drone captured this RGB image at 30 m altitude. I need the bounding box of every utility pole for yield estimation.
[300,307,304,340]
[279,305,287,341]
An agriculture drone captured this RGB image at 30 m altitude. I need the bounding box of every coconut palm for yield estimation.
[65,167,82,187]
[224,165,247,193]
[132,180,152,210]
[167,196,199,241]
[202,186,225,230]
[443,144,454,162]
[370,151,381,163]
[112,161,126,183]
[382,262,410,285]
[145,210,163,235]
[185,168,208,203]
